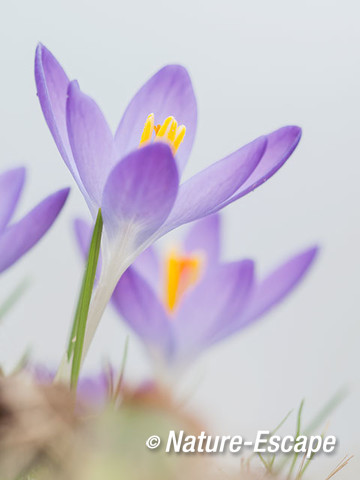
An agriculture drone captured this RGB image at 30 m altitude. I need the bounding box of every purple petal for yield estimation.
[0,168,25,232]
[115,65,197,174]
[183,213,221,266]
[102,143,179,246]
[73,217,102,278]
[213,247,318,342]
[211,126,301,211]
[173,260,254,362]
[243,246,318,323]
[35,45,80,183]
[132,246,161,288]
[112,266,173,356]
[77,372,109,407]
[73,218,92,259]
[67,81,116,208]
[32,364,109,408]
[159,136,267,234]
[30,364,55,384]
[0,188,70,273]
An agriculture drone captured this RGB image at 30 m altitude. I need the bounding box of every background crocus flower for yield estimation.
[0,167,69,274]
[35,44,302,363]
[31,364,110,407]
[75,214,318,375]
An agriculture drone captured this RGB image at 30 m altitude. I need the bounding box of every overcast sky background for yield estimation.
[0,0,359,476]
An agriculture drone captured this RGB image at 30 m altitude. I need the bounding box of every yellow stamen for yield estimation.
[139,114,186,155]
[139,113,154,146]
[167,119,178,143]
[156,116,174,138]
[173,125,186,153]
[165,249,202,312]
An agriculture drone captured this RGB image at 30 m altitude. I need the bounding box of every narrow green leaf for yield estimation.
[114,335,130,403]
[296,433,324,480]
[304,388,348,435]
[250,408,294,471]
[0,278,30,322]
[276,390,347,476]
[271,408,294,436]
[266,409,294,473]
[70,209,103,390]
[296,399,305,437]
[287,399,305,479]
[257,452,271,471]
[12,348,32,374]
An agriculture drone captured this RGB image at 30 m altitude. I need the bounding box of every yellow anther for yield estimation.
[139,113,154,146]
[139,114,186,155]
[156,116,174,138]
[167,120,178,143]
[165,249,202,312]
[173,125,186,153]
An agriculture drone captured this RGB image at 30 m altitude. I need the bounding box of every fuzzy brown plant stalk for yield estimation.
[0,373,84,479]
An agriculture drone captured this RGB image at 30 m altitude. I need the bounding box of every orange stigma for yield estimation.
[164,249,202,313]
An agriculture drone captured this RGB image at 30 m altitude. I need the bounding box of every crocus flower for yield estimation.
[0,167,69,274]
[31,364,109,407]
[75,214,318,374]
[35,44,302,362]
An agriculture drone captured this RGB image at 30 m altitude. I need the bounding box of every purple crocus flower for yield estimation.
[31,364,109,407]
[0,167,69,274]
[35,44,302,363]
[75,214,318,374]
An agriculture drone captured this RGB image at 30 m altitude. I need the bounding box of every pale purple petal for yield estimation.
[67,81,116,208]
[35,45,79,182]
[73,218,92,259]
[73,217,102,278]
[0,188,70,273]
[102,143,179,246]
[173,260,254,362]
[211,126,301,211]
[30,364,54,384]
[0,168,25,232]
[112,266,173,356]
[243,246,318,323]
[132,246,161,287]
[78,372,109,407]
[183,213,221,265]
[115,65,197,174]
[159,136,267,234]
[213,247,318,342]
[32,364,108,407]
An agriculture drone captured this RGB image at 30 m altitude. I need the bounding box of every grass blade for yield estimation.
[70,209,103,390]
[287,399,305,479]
[0,278,29,322]
[271,408,294,435]
[114,335,130,404]
[304,388,348,435]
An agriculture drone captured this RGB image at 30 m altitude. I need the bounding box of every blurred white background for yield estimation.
[0,0,359,476]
